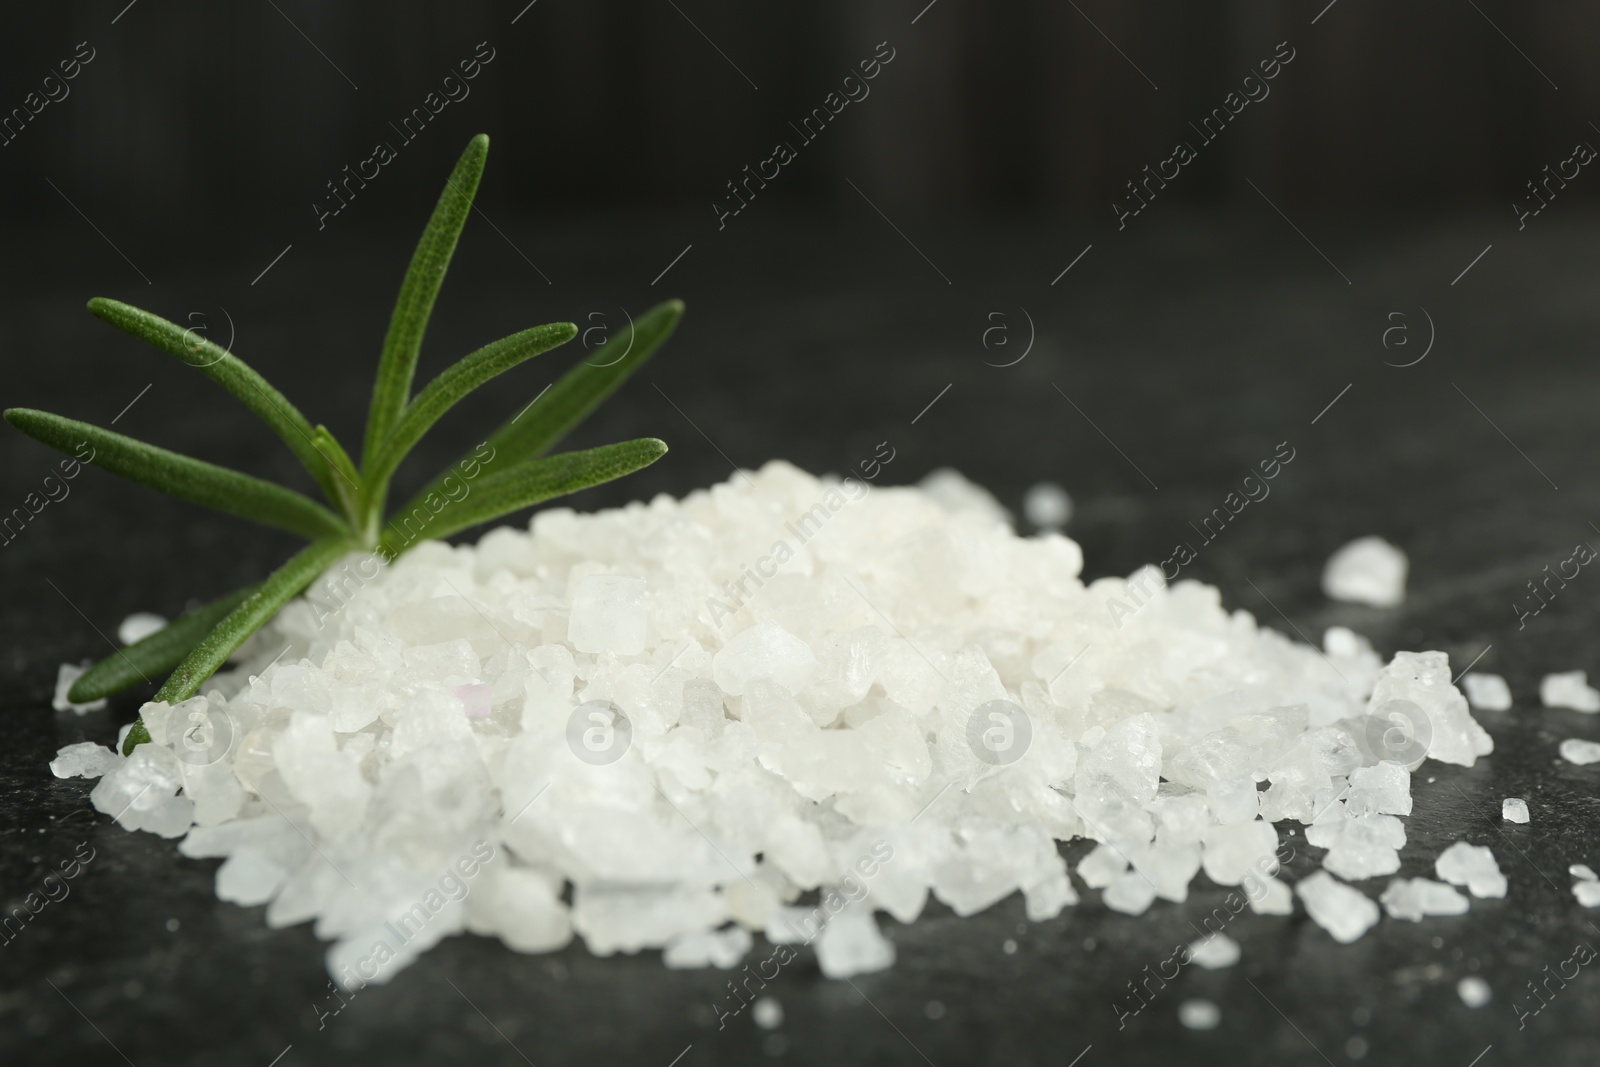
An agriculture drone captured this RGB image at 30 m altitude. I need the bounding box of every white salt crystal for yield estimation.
[568,574,649,655]
[1188,932,1240,970]
[52,662,107,714]
[751,996,784,1030]
[663,925,752,969]
[712,621,817,697]
[1296,871,1380,943]
[1462,672,1511,712]
[918,468,1010,524]
[1022,482,1071,529]
[1435,841,1507,898]
[215,848,289,906]
[1206,776,1259,825]
[1248,877,1294,915]
[1542,671,1600,713]
[1365,652,1492,768]
[1201,820,1278,888]
[1457,976,1491,1008]
[1571,864,1598,882]
[1379,877,1468,921]
[815,910,895,978]
[1347,762,1413,816]
[1575,882,1600,908]
[50,742,120,779]
[1322,536,1407,607]
[1501,798,1529,824]
[118,611,168,645]
[1178,999,1221,1031]
[1102,870,1157,915]
[1076,844,1128,889]
[1559,739,1600,765]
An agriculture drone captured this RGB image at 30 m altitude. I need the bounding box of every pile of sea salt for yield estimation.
[52,462,1497,988]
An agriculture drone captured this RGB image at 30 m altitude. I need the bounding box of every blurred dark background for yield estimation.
[7,3,1600,1065]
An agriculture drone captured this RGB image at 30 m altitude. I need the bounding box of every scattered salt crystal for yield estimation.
[751,996,784,1030]
[1022,482,1071,529]
[1571,864,1598,882]
[1575,882,1600,908]
[1435,841,1507,898]
[1462,673,1511,712]
[815,909,894,978]
[1322,536,1407,608]
[1364,652,1492,768]
[1457,975,1491,1008]
[52,662,107,714]
[1542,671,1600,713]
[1178,999,1221,1031]
[1379,877,1469,922]
[1076,843,1128,890]
[1188,932,1240,970]
[1296,871,1380,943]
[1501,798,1529,824]
[1347,762,1413,816]
[1560,739,1600,765]
[663,925,752,970]
[1248,877,1294,916]
[118,611,168,645]
[50,741,120,779]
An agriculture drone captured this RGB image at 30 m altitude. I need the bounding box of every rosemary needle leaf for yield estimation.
[68,584,258,703]
[381,438,667,551]
[4,408,348,541]
[365,321,577,498]
[362,133,489,467]
[87,298,343,506]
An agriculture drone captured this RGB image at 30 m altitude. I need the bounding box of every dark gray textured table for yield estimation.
[3,211,1598,1065]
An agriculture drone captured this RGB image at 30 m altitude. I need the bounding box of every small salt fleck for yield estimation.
[751,996,783,1030]
[1457,975,1491,1008]
[1002,939,1017,955]
[118,612,168,646]
[1346,1035,1369,1060]
[165,918,180,932]
[1560,738,1600,765]
[1462,672,1512,712]
[1177,998,1221,1031]
[1188,932,1240,970]
[1501,798,1529,824]
[924,1000,946,1020]
[1023,482,1071,529]
[1542,671,1600,713]
[1322,536,1407,608]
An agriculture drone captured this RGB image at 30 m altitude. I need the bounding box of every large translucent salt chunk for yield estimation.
[663,925,752,969]
[713,622,817,697]
[815,909,895,978]
[1435,841,1506,898]
[50,742,120,779]
[1379,877,1468,921]
[568,574,649,655]
[1296,871,1379,943]
[1346,761,1412,816]
[1542,671,1600,713]
[1201,820,1278,887]
[1322,536,1407,607]
[1365,651,1492,767]
[1102,869,1157,915]
[52,662,107,714]
[1560,739,1600,765]
[1462,673,1511,712]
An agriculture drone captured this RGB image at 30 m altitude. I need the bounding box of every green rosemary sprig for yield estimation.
[5,133,681,753]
